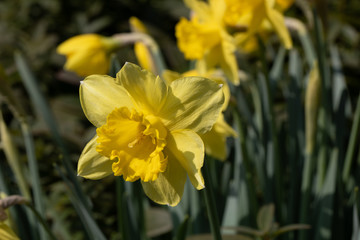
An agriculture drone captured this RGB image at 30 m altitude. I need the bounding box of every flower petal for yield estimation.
[80,74,134,127]
[57,34,101,55]
[167,129,205,190]
[265,1,292,49]
[65,50,109,76]
[77,135,113,180]
[116,62,168,116]
[142,149,187,206]
[201,114,237,161]
[159,76,224,134]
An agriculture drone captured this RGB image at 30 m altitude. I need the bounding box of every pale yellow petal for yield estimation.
[57,34,101,55]
[167,129,205,190]
[219,33,240,85]
[265,2,293,49]
[116,62,168,116]
[134,42,155,73]
[159,76,224,134]
[80,74,134,127]
[162,70,182,85]
[201,114,237,161]
[142,149,187,206]
[247,4,266,36]
[129,17,148,33]
[65,50,109,76]
[77,135,113,180]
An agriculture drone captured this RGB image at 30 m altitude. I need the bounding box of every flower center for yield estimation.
[96,107,168,182]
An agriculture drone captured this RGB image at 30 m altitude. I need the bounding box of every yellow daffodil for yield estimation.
[225,0,293,49]
[77,62,224,206]
[0,223,19,240]
[129,17,156,74]
[57,34,120,76]
[163,69,236,160]
[175,0,239,85]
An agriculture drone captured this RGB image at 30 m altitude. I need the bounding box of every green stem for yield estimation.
[342,95,360,183]
[233,105,258,225]
[257,36,283,222]
[134,181,147,240]
[20,121,47,240]
[25,203,57,240]
[116,177,129,240]
[202,159,222,240]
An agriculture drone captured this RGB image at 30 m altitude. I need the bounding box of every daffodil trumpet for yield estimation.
[77,62,224,206]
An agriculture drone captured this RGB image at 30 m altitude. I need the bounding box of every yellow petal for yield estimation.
[184,0,212,22]
[57,34,102,55]
[65,50,109,76]
[134,42,155,73]
[0,223,19,240]
[142,149,187,206]
[129,17,148,33]
[167,129,205,190]
[159,76,224,134]
[162,70,182,85]
[80,74,134,127]
[219,33,240,85]
[201,114,237,161]
[77,135,113,180]
[265,2,293,49]
[116,62,168,116]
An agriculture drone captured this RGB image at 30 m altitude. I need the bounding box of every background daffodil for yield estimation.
[77,62,224,206]
[175,0,239,85]
[57,34,120,77]
[225,0,293,49]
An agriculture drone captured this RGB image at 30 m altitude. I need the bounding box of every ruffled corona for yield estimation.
[96,107,168,182]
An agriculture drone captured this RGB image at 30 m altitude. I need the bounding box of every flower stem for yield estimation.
[202,159,222,240]
[25,203,57,240]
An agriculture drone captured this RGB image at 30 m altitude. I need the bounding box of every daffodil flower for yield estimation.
[77,62,224,206]
[175,0,239,85]
[163,69,236,161]
[225,0,293,49]
[57,34,120,77]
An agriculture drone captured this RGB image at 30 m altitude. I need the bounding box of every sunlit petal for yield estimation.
[142,149,187,206]
[159,76,224,134]
[80,75,134,127]
[116,62,168,115]
[167,129,205,189]
[77,135,113,180]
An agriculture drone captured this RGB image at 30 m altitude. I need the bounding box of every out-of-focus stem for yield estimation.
[202,160,222,240]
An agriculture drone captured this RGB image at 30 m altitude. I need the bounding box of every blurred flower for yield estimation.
[129,17,156,74]
[175,0,239,85]
[225,0,293,49]
[77,62,224,206]
[57,34,120,76]
[163,69,236,160]
[0,223,19,240]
